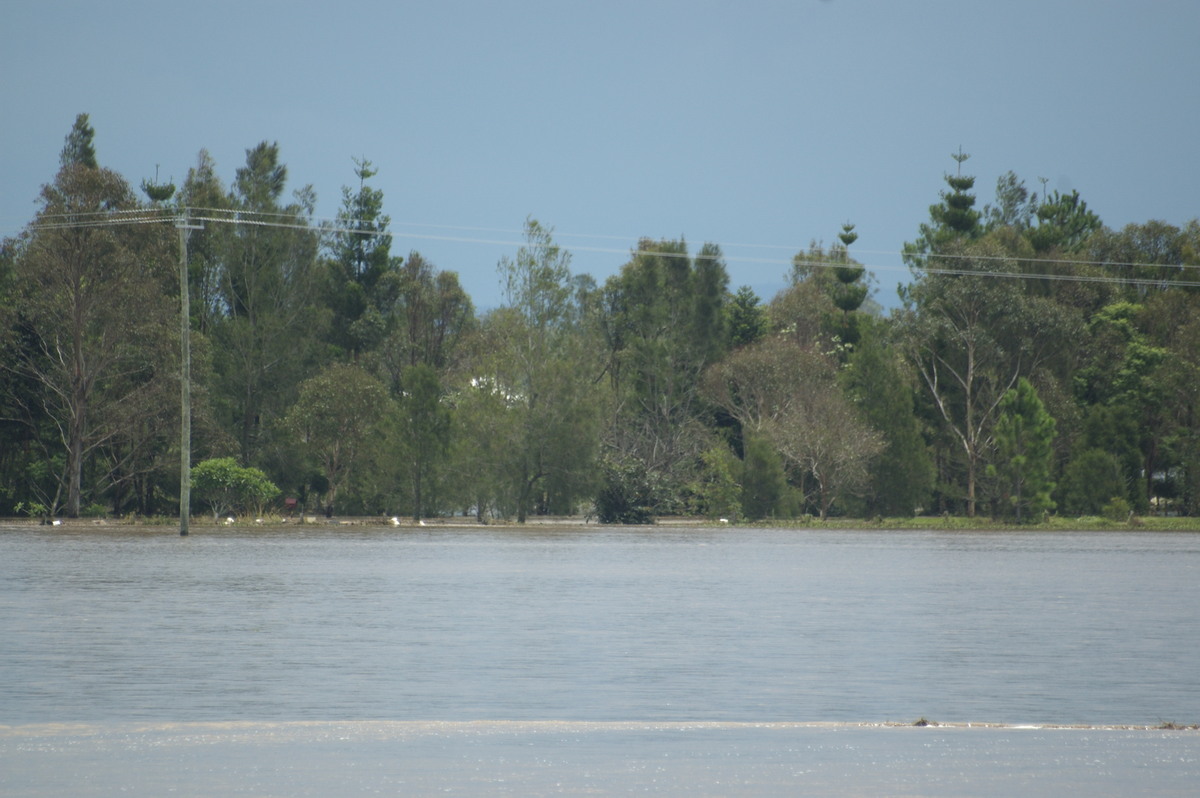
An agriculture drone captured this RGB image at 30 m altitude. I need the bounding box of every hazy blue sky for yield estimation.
[3,0,1197,308]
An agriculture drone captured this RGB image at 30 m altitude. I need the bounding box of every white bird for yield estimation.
[390,516,400,526]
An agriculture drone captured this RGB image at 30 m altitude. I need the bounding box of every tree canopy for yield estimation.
[3,117,1197,524]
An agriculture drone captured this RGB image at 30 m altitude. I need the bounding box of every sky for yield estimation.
[3,0,1198,310]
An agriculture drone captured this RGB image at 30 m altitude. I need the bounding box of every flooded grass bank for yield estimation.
[5,513,1200,533]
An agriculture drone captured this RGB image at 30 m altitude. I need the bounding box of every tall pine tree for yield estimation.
[988,378,1057,522]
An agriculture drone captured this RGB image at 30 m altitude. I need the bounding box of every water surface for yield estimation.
[3,524,1196,726]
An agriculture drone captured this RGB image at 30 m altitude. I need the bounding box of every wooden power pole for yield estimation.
[177,212,202,535]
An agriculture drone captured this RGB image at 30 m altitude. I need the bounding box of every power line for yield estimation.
[11,207,1198,288]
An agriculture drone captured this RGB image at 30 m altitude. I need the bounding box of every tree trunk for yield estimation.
[412,471,423,522]
[66,401,85,518]
[966,477,976,517]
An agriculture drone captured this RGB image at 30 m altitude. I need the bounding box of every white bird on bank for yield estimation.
[390,516,400,526]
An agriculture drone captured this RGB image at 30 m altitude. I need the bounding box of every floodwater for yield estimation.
[1,524,1197,795]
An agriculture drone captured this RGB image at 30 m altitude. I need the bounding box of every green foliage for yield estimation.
[904,148,983,265]
[9,129,1200,524]
[704,332,882,519]
[1059,448,1125,516]
[60,113,97,169]
[376,253,474,393]
[691,445,742,521]
[282,363,391,512]
[479,220,602,521]
[782,230,872,350]
[1073,404,1143,510]
[191,457,281,519]
[740,434,787,521]
[900,235,1077,517]
[141,178,176,204]
[11,152,176,517]
[1102,495,1132,522]
[81,502,108,518]
[499,217,574,330]
[215,141,327,465]
[987,379,1057,522]
[595,455,662,524]
[398,363,450,520]
[843,318,934,516]
[1087,220,1194,294]
[14,501,49,519]
[983,171,1036,231]
[1072,302,1168,512]
[600,238,730,496]
[323,159,393,358]
[446,373,522,521]
[1028,190,1101,253]
[727,285,768,348]
[830,223,868,323]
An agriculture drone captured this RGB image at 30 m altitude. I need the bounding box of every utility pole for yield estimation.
[177,211,203,536]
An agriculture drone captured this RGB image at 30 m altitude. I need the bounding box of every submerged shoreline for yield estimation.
[5,720,1197,798]
[4,720,1199,738]
[5,512,1200,533]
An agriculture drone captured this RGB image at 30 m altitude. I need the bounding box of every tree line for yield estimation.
[2,114,1199,523]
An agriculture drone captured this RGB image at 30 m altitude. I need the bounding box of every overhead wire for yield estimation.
[9,206,1198,289]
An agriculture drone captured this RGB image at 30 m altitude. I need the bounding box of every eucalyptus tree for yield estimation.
[1087,219,1196,296]
[703,334,882,519]
[900,151,1089,517]
[397,362,451,520]
[899,233,1078,517]
[3,134,175,516]
[447,367,522,521]
[0,237,52,514]
[982,171,1037,232]
[281,362,392,515]
[457,219,600,522]
[375,252,474,394]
